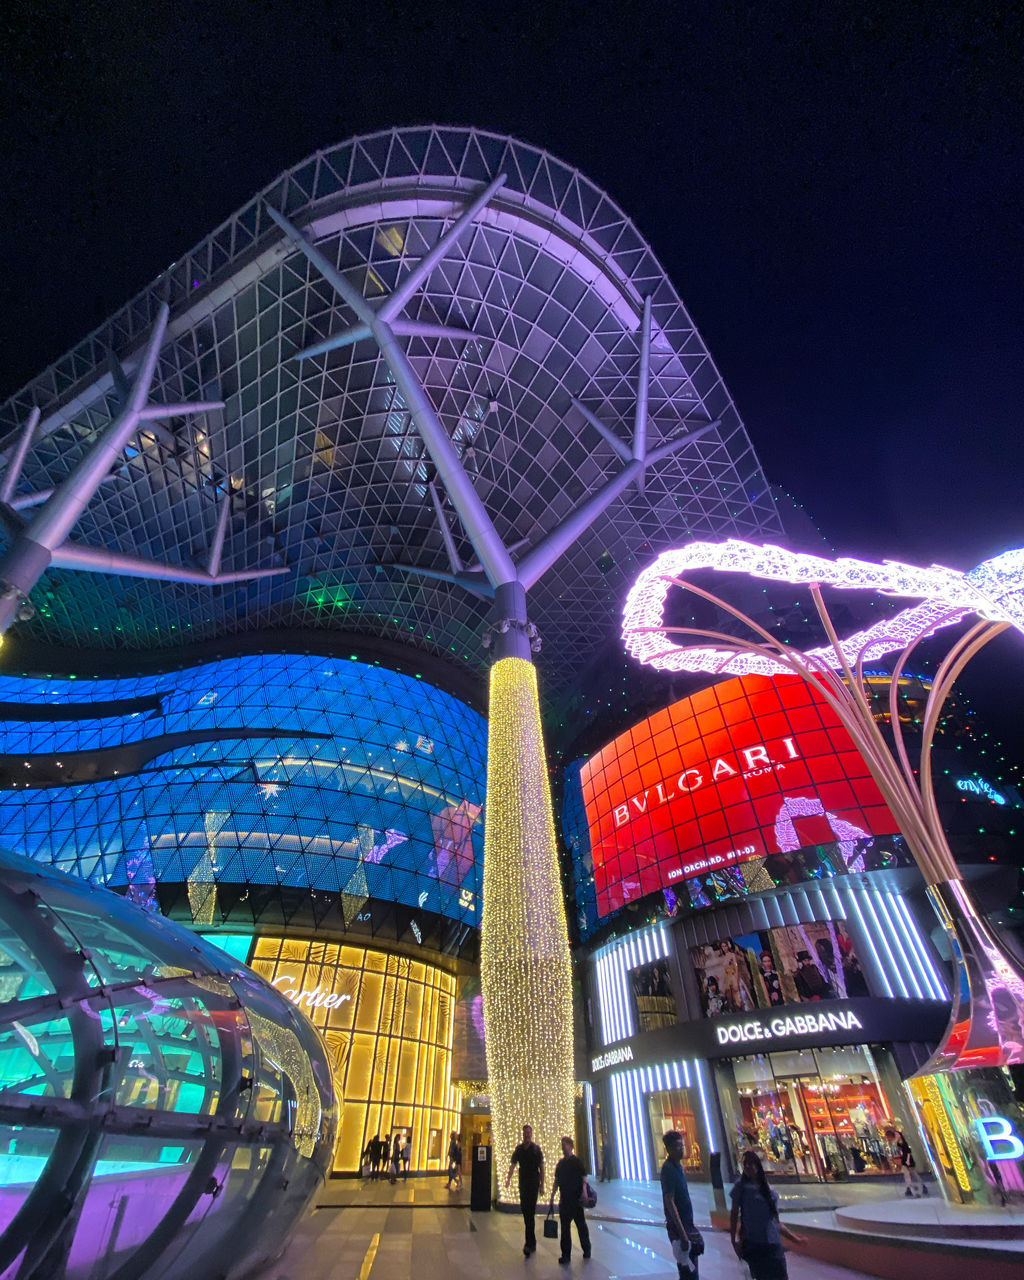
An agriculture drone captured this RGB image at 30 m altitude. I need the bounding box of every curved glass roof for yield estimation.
[0,126,781,686]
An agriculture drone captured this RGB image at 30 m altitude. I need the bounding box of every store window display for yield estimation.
[714,1047,905,1182]
[631,958,678,1032]
[647,1088,703,1174]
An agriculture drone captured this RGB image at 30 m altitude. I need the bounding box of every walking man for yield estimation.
[506,1123,545,1256]
[446,1131,462,1189]
[549,1136,591,1264]
[661,1130,704,1278]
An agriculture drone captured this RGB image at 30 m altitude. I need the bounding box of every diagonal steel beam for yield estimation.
[269,200,519,586]
[633,295,652,496]
[265,205,375,325]
[517,459,643,591]
[206,495,232,577]
[429,481,463,573]
[293,319,474,363]
[370,315,517,587]
[27,304,170,551]
[570,397,630,461]
[645,418,720,465]
[379,174,506,322]
[52,542,288,585]
[377,561,494,600]
[0,407,40,505]
[632,295,652,462]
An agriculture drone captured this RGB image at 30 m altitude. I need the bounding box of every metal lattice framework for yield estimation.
[0,126,780,683]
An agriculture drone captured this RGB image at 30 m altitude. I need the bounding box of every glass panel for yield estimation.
[647,1088,703,1172]
[250,937,458,1172]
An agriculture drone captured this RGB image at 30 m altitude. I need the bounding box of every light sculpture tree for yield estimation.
[265,187,721,1196]
[622,538,1024,1206]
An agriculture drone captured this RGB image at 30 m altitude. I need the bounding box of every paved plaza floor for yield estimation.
[273,1178,887,1280]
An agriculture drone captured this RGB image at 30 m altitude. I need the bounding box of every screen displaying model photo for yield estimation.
[691,920,868,1017]
[630,958,677,1031]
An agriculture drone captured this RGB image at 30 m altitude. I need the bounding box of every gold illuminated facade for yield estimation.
[251,938,460,1173]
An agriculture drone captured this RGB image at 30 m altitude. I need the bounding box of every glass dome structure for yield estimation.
[0,126,780,693]
[0,848,337,1280]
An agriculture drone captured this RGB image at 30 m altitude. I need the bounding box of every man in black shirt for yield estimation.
[550,1136,591,1263]
[506,1123,545,1255]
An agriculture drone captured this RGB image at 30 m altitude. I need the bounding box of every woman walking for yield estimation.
[884,1127,926,1197]
[730,1151,803,1280]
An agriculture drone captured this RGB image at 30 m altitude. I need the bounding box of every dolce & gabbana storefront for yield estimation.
[583,888,952,1185]
[568,672,958,1185]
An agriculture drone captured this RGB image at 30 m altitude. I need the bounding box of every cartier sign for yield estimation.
[272,975,351,1010]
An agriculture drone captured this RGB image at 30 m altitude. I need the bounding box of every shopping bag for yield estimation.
[582,1179,597,1209]
[543,1214,559,1239]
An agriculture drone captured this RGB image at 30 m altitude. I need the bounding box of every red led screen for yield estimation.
[581,674,897,917]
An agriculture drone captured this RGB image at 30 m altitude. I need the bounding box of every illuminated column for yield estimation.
[482,654,575,1197]
[266,201,712,1195]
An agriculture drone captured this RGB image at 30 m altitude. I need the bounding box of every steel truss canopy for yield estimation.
[0,126,781,686]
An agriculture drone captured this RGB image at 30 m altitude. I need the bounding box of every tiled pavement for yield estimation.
[271,1178,884,1280]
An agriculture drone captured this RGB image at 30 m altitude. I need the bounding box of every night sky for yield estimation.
[2,2,1022,732]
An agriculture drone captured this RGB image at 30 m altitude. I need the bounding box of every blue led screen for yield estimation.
[0,655,487,924]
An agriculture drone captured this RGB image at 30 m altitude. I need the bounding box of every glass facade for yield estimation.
[0,848,337,1280]
[249,937,460,1174]
[714,1046,901,1181]
[908,1068,1024,1205]
[0,654,487,926]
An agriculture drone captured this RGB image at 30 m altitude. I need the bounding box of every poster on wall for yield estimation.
[580,673,901,917]
[630,958,677,1032]
[452,973,487,1079]
[690,919,869,1017]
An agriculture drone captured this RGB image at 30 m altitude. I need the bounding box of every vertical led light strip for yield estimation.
[609,1074,629,1177]
[889,890,949,999]
[595,955,610,1044]
[627,1068,652,1179]
[844,887,895,997]
[610,1071,639,1179]
[598,927,669,1045]
[859,888,912,998]
[608,1058,719,1183]
[873,892,926,999]
[692,1059,716,1156]
[582,1081,597,1176]
[481,658,575,1202]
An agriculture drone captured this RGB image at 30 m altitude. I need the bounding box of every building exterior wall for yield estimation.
[248,937,461,1174]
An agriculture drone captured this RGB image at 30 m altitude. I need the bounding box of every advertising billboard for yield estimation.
[690,920,869,1018]
[580,673,898,917]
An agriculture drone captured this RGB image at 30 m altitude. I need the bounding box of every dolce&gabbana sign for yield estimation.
[586,998,950,1079]
[715,1007,862,1047]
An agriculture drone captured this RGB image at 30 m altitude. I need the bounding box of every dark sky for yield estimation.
[2,0,1022,728]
